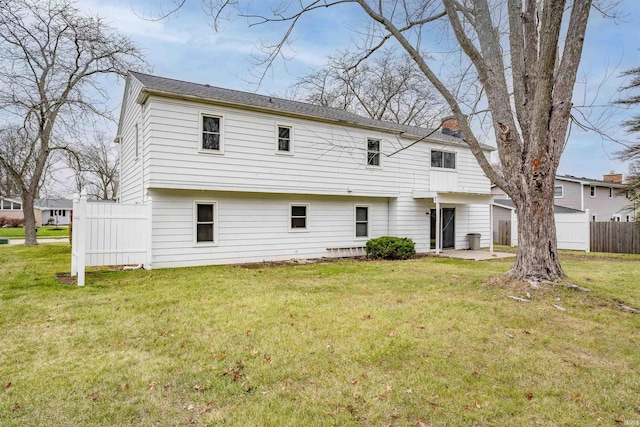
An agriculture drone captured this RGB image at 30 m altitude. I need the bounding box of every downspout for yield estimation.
[580,183,585,212]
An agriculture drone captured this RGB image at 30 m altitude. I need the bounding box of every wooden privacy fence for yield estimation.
[71,192,151,286]
[590,222,640,254]
[496,220,511,246]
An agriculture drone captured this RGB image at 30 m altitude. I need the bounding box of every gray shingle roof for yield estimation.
[494,198,584,214]
[130,71,495,150]
[556,174,627,187]
[35,198,73,209]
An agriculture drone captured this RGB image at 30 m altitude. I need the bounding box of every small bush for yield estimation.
[366,236,416,260]
[8,218,24,228]
[0,216,6,227]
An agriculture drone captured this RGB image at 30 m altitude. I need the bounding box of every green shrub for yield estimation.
[365,236,416,260]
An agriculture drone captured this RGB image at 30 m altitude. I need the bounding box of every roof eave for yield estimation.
[136,87,488,149]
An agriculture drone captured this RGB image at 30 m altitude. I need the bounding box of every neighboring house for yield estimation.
[0,196,72,226]
[491,173,633,222]
[38,199,73,226]
[0,197,37,226]
[115,71,495,268]
[553,174,632,222]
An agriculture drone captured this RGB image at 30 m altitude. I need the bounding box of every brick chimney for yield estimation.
[441,117,464,139]
[603,171,623,183]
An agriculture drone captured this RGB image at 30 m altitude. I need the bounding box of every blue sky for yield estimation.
[82,0,640,182]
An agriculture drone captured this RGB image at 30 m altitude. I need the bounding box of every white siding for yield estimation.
[118,78,145,203]
[454,204,492,249]
[144,97,491,197]
[150,190,384,267]
[148,190,492,268]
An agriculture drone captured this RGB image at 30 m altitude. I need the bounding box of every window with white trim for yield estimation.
[431,150,456,169]
[1,200,20,210]
[355,206,369,238]
[290,204,308,230]
[590,185,596,197]
[554,185,564,198]
[367,138,381,166]
[195,202,216,244]
[277,125,292,153]
[201,114,222,152]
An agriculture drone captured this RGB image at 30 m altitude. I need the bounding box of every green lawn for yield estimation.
[0,226,69,239]
[1,244,639,426]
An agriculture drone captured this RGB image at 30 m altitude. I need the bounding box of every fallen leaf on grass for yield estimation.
[527,393,533,400]
[91,394,100,401]
[199,402,214,415]
[12,403,20,411]
[374,394,388,401]
[416,417,430,427]
[387,332,396,337]
[362,314,371,320]
[5,382,11,389]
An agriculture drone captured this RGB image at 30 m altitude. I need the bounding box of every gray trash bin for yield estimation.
[467,233,481,250]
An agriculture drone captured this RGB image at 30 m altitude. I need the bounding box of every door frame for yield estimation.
[430,207,456,250]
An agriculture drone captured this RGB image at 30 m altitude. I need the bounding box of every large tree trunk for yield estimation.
[509,186,564,281]
[21,191,38,246]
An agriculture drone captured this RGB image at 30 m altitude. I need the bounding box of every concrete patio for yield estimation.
[438,249,516,261]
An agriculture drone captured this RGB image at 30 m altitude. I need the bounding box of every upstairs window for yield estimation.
[590,185,596,197]
[554,185,564,198]
[202,115,222,152]
[367,138,381,166]
[431,150,456,169]
[277,125,292,153]
[355,206,369,238]
[290,204,308,230]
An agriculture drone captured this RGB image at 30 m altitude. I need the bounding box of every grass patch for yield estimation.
[1,244,639,426]
[0,226,69,239]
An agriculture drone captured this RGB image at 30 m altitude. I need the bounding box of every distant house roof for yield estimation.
[556,174,626,188]
[128,71,496,151]
[494,199,584,214]
[35,198,73,209]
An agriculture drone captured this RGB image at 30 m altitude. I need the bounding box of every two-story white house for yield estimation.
[116,72,494,269]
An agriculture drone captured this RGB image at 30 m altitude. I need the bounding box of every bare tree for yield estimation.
[290,49,447,127]
[0,161,20,198]
[0,0,145,245]
[617,65,640,217]
[66,134,119,201]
